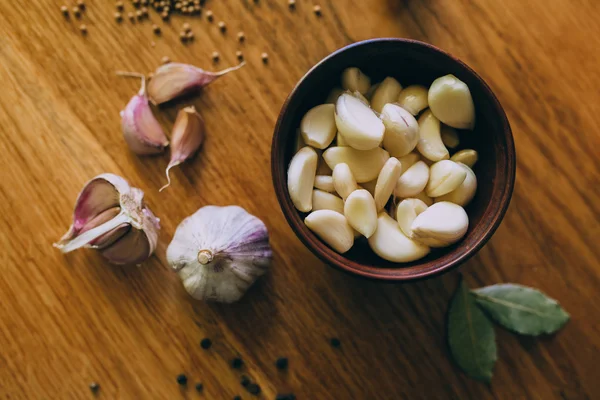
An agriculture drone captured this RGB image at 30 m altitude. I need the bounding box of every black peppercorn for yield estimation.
[195,383,203,392]
[200,338,212,349]
[330,337,341,348]
[176,374,188,385]
[275,357,288,370]
[89,382,99,393]
[231,357,243,369]
[240,375,250,387]
[247,383,261,395]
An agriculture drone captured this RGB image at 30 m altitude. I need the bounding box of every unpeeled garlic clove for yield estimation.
[300,104,336,149]
[450,149,478,168]
[426,160,467,197]
[374,157,403,211]
[394,160,429,198]
[341,67,371,94]
[416,109,449,162]
[441,125,460,149]
[332,163,358,200]
[288,147,318,212]
[335,93,384,150]
[370,77,403,113]
[396,198,428,238]
[344,189,378,238]
[147,61,246,105]
[368,213,430,262]
[160,106,205,192]
[396,85,429,116]
[305,210,354,253]
[323,146,389,183]
[325,87,345,104]
[428,74,475,130]
[312,189,344,214]
[117,72,169,155]
[381,103,419,157]
[435,163,477,206]
[411,201,469,245]
[314,175,335,192]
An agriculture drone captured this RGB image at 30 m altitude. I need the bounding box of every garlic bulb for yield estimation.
[167,206,272,303]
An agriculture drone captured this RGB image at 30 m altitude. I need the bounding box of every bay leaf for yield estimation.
[472,284,570,336]
[448,277,497,382]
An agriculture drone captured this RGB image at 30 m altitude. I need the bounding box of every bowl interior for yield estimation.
[272,39,514,280]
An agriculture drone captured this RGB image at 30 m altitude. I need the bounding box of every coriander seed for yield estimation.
[206,10,213,21]
[180,32,188,42]
[236,50,243,61]
[288,0,296,8]
[136,10,143,19]
[72,7,80,18]
[115,12,122,21]
[313,5,322,15]
[218,21,226,32]
[116,1,124,11]
[89,382,99,393]
[211,51,220,62]
[261,52,269,63]
[60,5,69,16]
[186,31,194,40]
[183,22,191,32]
[141,7,149,17]
[175,2,182,10]
[153,24,161,34]
[79,24,87,34]
[142,0,149,5]
[128,12,135,21]
[161,12,169,20]
[77,0,85,10]
[133,0,140,7]
[237,31,245,42]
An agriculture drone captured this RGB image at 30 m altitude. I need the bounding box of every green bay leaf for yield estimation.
[448,277,497,383]
[472,284,570,336]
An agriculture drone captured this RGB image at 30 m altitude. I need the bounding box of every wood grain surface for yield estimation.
[0,0,599,399]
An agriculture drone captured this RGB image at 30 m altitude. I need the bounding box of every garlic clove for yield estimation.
[305,210,354,253]
[374,157,403,211]
[323,146,390,183]
[428,74,475,130]
[416,109,449,162]
[381,103,420,157]
[100,228,152,265]
[365,82,380,101]
[160,106,205,192]
[396,85,429,116]
[368,213,430,262]
[397,152,420,175]
[394,160,429,198]
[360,179,377,197]
[426,160,467,197]
[411,191,434,206]
[435,163,477,206]
[332,163,358,200]
[325,87,345,104]
[413,236,450,248]
[300,104,337,149]
[80,206,131,249]
[411,201,469,245]
[370,77,403,113]
[341,67,371,94]
[287,147,318,212]
[344,189,378,238]
[396,198,428,238]
[336,131,347,146]
[335,93,384,150]
[441,125,460,149]
[314,175,335,193]
[147,61,245,105]
[450,149,479,168]
[348,90,370,106]
[312,189,344,214]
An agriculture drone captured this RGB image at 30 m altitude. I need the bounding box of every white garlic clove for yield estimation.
[411,201,469,245]
[397,152,420,175]
[441,125,460,149]
[341,67,371,94]
[416,109,449,162]
[413,236,450,248]
[335,94,384,150]
[365,82,380,101]
[374,157,403,211]
[348,90,370,106]
[336,131,347,146]
[360,179,377,197]
[426,160,467,197]
[325,87,345,104]
[396,85,429,116]
[304,210,354,253]
[332,163,358,200]
[167,205,272,303]
[396,198,428,238]
[381,103,420,157]
[411,191,434,206]
[287,147,318,212]
[344,189,378,238]
[394,161,429,198]
[435,163,477,206]
[450,149,479,168]
[300,104,337,149]
[323,146,390,183]
[370,77,403,113]
[312,189,344,214]
[368,213,430,262]
[428,74,475,130]
[314,175,335,193]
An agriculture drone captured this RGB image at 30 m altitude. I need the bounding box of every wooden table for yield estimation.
[1,0,598,398]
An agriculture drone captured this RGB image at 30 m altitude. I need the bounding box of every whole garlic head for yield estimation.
[167,206,272,303]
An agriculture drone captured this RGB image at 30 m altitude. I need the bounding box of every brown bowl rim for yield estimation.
[271,38,516,282]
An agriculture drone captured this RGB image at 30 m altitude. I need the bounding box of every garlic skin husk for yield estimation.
[368,213,430,263]
[370,77,403,113]
[118,72,169,155]
[411,201,469,246]
[147,62,246,105]
[167,205,272,303]
[381,103,420,157]
[335,93,384,150]
[435,163,477,206]
[396,85,429,116]
[300,104,337,149]
[54,173,160,265]
[161,106,205,192]
[428,74,475,130]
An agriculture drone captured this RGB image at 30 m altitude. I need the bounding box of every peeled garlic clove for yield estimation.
[428,74,475,130]
[332,163,358,200]
[370,77,403,113]
[344,189,377,238]
[326,87,345,104]
[413,236,450,248]
[426,160,467,197]
[396,85,429,116]
[312,189,344,214]
[336,131,347,146]
[411,201,469,245]
[450,149,479,168]
[288,147,318,212]
[416,109,449,162]
[335,93,384,150]
[365,82,380,101]
[441,125,460,149]
[300,104,336,149]
[147,62,245,105]
[396,198,428,238]
[435,163,477,206]
[305,210,354,253]
[341,67,371,94]
[160,106,205,191]
[167,205,271,303]
[360,179,377,197]
[394,161,429,198]
[323,146,389,183]
[411,191,434,207]
[350,90,370,106]
[314,175,335,192]
[381,103,419,157]
[368,213,430,262]
[398,152,420,175]
[374,157,403,211]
